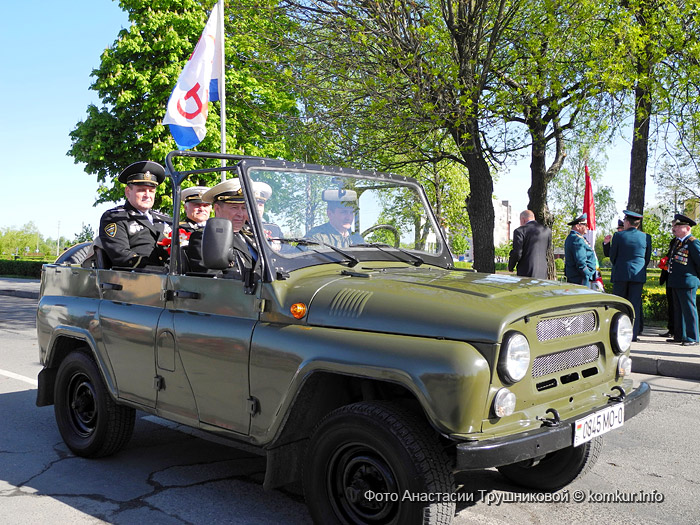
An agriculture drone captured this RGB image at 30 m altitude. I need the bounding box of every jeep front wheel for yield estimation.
[496,436,603,491]
[54,350,135,458]
[303,401,455,525]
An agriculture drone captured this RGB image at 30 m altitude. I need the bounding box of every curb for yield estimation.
[632,355,700,381]
[0,289,39,300]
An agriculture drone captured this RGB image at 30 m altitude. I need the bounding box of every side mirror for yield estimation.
[202,218,235,270]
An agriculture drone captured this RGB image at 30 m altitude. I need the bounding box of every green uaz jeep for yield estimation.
[36,151,650,524]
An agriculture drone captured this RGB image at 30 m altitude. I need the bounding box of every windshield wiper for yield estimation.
[353,243,424,267]
[277,237,359,267]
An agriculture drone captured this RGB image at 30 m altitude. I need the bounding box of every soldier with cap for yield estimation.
[666,213,700,346]
[609,210,652,341]
[97,160,172,268]
[180,186,211,233]
[186,178,258,272]
[305,189,365,248]
[564,213,597,286]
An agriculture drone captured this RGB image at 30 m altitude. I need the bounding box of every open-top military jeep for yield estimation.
[37,151,649,524]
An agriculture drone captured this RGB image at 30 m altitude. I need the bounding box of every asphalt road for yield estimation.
[2,295,699,524]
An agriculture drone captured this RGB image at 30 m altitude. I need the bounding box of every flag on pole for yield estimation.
[583,164,604,291]
[163,1,224,150]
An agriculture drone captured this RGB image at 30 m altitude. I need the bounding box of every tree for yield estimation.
[73,225,95,244]
[281,0,520,272]
[68,0,299,214]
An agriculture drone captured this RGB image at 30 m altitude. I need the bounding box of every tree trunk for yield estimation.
[628,79,651,214]
[465,155,495,273]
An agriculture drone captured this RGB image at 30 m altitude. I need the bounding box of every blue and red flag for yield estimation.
[163,1,223,150]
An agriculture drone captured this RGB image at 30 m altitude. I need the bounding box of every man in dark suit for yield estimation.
[667,214,700,346]
[564,213,597,286]
[508,210,551,279]
[659,234,679,338]
[609,210,652,341]
[97,160,171,268]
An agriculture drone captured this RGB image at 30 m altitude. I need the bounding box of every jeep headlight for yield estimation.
[498,332,530,384]
[611,313,633,354]
[493,388,516,418]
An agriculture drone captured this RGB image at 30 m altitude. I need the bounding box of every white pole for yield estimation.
[218,0,227,180]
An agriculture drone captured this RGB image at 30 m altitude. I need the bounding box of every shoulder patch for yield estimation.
[104,223,117,237]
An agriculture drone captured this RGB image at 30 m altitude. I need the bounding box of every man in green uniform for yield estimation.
[609,210,652,341]
[306,189,364,248]
[667,214,700,346]
[564,213,596,286]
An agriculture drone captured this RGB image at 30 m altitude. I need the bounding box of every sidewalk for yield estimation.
[0,276,698,381]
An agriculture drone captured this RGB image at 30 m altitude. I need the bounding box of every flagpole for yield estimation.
[218,0,227,179]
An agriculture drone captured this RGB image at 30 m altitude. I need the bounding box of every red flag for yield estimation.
[583,165,596,232]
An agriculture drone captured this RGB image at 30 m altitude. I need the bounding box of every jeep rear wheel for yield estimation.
[54,350,135,458]
[303,401,455,525]
[496,436,603,491]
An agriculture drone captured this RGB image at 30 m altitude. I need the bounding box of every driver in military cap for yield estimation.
[305,189,365,248]
[97,160,172,268]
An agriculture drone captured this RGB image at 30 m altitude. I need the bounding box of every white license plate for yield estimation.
[573,404,625,447]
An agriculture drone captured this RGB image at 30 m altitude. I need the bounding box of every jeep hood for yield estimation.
[302,266,631,342]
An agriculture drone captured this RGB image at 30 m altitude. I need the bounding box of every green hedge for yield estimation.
[0,259,49,278]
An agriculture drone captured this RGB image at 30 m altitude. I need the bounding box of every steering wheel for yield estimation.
[361,224,400,248]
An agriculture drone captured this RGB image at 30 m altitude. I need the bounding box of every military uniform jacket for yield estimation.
[667,235,700,288]
[186,225,257,273]
[98,201,172,268]
[609,228,652,283]
[306,222,364,248]
[508,220,551,279]
[179,219,206,234]
[564,231,596,285]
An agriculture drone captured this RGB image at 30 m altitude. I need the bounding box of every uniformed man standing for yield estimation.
[667,214,700,346]
[306,189,365,248]
[609,210,652,341]
[97,160,171,268]
[564,213,597,286]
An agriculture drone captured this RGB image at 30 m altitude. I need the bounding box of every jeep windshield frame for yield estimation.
[237,158,453,278]
[164,152,454,280]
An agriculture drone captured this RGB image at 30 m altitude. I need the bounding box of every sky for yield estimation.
[0,1,655,245]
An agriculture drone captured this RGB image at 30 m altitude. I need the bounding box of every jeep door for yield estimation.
[97,269,167,408]
[162,274,257,435]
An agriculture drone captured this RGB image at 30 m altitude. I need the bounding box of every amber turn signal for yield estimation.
[290,303,307,319]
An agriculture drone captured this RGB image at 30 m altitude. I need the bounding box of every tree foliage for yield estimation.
[68,0,298,214]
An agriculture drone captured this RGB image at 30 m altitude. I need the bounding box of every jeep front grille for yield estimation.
[536,312,596,341]
[531,344,600,378]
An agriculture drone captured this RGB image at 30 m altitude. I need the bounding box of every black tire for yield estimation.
[54,350,135,458]
[497,436,603,491]
[303,401,455,525]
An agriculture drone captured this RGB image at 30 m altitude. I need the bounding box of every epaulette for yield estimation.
[689,236,697,242]
[152,210,173,221]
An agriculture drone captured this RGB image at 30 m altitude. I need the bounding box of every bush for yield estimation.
[0,259,48,278]
[554,258,565,271]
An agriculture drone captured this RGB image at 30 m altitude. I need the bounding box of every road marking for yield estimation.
[0,369,38,387]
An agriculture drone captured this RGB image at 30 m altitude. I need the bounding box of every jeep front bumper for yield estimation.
[455,381,650,470]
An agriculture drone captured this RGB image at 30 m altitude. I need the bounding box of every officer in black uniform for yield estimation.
[667,213,700,346]
[97,160,171,268]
